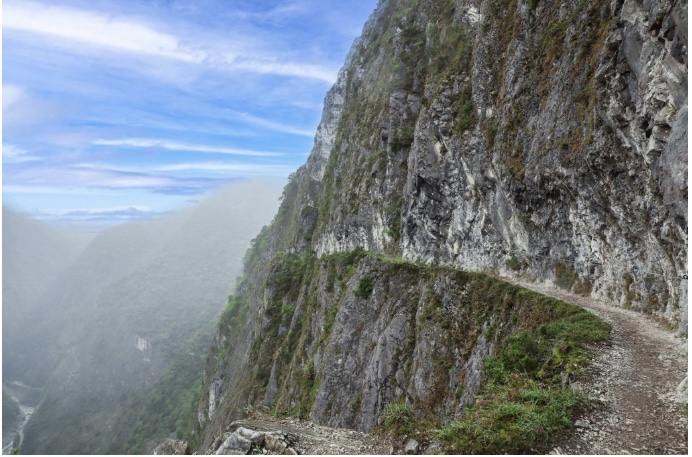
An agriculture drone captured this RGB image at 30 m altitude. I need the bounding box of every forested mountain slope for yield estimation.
[7,182,280,454]
[2,207,88,453]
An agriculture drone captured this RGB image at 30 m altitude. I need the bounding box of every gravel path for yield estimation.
[510,280,688,455]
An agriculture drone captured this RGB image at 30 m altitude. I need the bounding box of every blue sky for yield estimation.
[2,0,377,227]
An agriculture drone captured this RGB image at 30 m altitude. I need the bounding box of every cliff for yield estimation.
[191,0,687,452]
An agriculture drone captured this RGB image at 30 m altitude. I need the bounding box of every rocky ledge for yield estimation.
[157,412,397,455]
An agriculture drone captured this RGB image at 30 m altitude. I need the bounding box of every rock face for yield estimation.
[154,439,190,455]
[190,0,687,452]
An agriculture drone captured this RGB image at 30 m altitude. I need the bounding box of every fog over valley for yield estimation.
[2,181,282,454]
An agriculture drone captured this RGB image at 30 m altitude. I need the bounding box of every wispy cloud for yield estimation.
[2,84,66,130]
[2,185,121,195]
[3,163,238,193]
[6,164,172,188]
[3,1,340,84]
[62,206,159,218]
[2,144,41,163]
[2,84,27,111]
[31,205,170,224]
[231,2,309,23]
[92,138,284,157]
[151,186,209,196]
[3,0,204,62]
[232,112,316,137]
[225,58,338,84]
[158,162,295,176]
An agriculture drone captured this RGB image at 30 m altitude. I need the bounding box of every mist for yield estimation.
[2,180,282,454]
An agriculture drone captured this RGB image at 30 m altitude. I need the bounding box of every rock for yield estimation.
[423,440,442,455]
[405,438,420,454]
[215,434,252,455]
[215,427,265,455]
[154,439,190,455]
[575,419,591,429]
[674,376,688,403]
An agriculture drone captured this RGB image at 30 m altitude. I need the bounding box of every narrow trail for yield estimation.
[509,279,688,455]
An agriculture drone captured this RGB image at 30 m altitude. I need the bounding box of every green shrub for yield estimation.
[500,331,542,373]
[485,120,499,149]
[355,276,375,299]
[505,255,521,271]
[324,306,338,336]
[453,85,476,134]
[434,382,584,454]
[380,402,416,436]
[384,205,402,240]
[390,127,415,151]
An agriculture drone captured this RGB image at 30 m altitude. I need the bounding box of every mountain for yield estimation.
[2,207,89,453]
[6,182,281,454]
[188,0,687,454]
[2,207,87,374]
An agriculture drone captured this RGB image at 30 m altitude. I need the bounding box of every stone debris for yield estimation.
[154,439,191,455]
[202,413,395,455]
[574,419,591,429]
[213,426,299,455]
[404,438,420,455]
[674,376,687,403]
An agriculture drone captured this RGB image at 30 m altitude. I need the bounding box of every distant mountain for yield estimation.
[6,181,281,454]
[2,207,89,453]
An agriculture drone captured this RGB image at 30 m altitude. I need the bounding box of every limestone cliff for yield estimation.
[190,0,687,452]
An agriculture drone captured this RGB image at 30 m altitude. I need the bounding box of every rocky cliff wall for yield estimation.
[309,0,687,327]
[191,0,687,451]
[191,250,609,452]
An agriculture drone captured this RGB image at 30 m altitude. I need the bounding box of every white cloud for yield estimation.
[3,84,28,111]
[6,164,175,188]
[225,58,338,84]
[233,112,316,137]
[2,0,338,84]
[2,185,120,195]
[92,138,284,157]
[158,162,294,176]
[2,144,41,163]
[2,84,68,130]
[232,2,309,23]
[3,0,205,62]
[3,1,340,84]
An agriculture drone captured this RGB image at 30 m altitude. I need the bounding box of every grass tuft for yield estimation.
[380,402,416,436]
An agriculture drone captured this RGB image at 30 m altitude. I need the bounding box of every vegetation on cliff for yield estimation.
[192,247,610,454]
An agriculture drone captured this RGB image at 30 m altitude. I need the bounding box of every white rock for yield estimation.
[405,438,420,455]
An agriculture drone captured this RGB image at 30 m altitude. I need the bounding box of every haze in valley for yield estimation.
[3,181,282,454]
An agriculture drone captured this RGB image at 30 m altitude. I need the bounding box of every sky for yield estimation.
[2,0,378,228]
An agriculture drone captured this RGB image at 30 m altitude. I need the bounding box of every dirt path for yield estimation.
[510,280,688,455]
